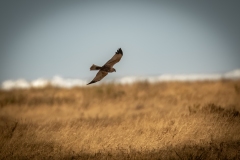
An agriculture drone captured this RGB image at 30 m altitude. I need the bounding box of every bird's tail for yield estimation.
[90,64,102,70]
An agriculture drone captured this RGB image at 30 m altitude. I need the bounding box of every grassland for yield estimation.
[0,80,240,159]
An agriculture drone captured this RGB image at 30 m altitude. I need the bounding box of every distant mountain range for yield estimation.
[1,69,240,90]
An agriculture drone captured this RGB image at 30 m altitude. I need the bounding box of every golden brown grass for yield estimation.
[0,80,240,159]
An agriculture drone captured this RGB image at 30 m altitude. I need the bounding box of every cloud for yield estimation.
[50,76,87,88]
[1,69,240,90]
[2,79,30,90]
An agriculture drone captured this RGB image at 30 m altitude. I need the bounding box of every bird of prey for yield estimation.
[87,48,123,85]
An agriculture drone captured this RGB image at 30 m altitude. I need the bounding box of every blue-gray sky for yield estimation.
[1,0,240,83]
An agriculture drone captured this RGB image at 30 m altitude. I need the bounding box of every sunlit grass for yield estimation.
[0,80,240,159]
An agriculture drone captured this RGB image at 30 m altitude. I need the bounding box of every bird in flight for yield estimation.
[87,48,123,85]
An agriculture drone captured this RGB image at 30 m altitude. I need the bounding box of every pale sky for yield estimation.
[1,0,240,83]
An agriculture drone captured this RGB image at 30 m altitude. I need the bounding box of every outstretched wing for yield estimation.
[104,48,123,67]
[87,70,108,85]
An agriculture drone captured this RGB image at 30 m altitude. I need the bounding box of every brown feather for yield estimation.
[87,70,108,85]
[104,48,123,67]
[90,64,102,70]
[87,48,123,85]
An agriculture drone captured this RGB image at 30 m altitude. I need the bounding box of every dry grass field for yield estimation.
[0,80,240,159]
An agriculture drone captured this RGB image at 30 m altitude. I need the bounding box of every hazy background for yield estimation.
[1,0,240,83]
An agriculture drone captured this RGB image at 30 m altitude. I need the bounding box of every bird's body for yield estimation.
[87,48,123,85]
[90,65,115,72]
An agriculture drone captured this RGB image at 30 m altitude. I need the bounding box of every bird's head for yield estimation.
[110,68,116,72]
